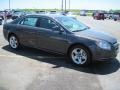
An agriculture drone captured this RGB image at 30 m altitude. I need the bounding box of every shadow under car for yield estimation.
[2,45,120,75]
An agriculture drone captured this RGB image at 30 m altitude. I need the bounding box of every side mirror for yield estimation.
[52,25,59,31]
[52,26,64,33]
[60,27,64,32]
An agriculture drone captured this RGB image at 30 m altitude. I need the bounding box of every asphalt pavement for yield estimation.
[0,17,120,90]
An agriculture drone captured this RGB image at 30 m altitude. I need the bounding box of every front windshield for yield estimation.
[55,16,88,32]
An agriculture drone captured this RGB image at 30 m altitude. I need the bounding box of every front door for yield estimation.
[36,17,68,53]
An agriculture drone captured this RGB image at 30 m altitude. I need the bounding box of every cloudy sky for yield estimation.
[0,0,120,10]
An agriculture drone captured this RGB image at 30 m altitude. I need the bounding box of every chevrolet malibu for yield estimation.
[3,15,119,66]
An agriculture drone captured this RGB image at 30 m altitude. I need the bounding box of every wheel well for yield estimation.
[8,33,17,41]
[67,43,92,59]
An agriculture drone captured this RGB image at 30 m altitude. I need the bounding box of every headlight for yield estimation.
[97,40,111,50]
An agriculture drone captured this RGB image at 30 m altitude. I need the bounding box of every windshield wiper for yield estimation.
[72,27,89,32]
[72,30,83,32]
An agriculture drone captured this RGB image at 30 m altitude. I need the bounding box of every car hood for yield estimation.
[74,29,117,44]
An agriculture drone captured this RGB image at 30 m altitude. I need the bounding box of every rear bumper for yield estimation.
[3,27,9,41]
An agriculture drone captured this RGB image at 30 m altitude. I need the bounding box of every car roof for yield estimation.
[26,14,66,19]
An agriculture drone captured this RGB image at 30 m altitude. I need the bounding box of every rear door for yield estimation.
[17,17,38,47]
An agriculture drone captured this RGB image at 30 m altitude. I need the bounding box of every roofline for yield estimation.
[25,14,65,18]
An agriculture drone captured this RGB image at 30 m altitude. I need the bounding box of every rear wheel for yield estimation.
[9,35,20,49]
[68,45,91,66]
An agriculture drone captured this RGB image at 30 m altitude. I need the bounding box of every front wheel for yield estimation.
[9,35,20,49]
[69,45,91,66]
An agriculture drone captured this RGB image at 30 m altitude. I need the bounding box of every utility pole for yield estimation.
[9,0,11,10]
[69,0,70,11]
[61,0,63,11]
[65,0,66,12]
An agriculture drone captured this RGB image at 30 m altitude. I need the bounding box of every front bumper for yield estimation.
[91,42,119,61]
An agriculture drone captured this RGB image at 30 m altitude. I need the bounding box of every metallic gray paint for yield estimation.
[3,15,119,61]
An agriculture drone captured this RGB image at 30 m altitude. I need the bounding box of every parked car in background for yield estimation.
[6,11,12,19]
[12,11,26,20]
[0,17,2,25]
[35,11,46,14]
[112,13,120,21]
[58,11,65,15]
[3,14,119,66]
[80,11,87,16]
[49,11,57,14]
[65,12,76,19]
[105,12,120,21]
[25,11,35,15]
[4,10,12,19]
[107,13,115,19]
[93,12,105,20]
[51,11,77,19]
[104,13,109,19]
[0,11,4,20]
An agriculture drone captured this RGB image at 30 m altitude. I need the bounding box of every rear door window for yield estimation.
[20,17,38,27]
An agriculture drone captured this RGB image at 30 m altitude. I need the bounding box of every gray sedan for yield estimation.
[3,15,119,66]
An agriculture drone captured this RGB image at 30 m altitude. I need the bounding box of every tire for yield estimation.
[1,16,4,20]
[0,22,2,25]
[9,35,20,49]
[114,19,117,21]
[68,45,91,66]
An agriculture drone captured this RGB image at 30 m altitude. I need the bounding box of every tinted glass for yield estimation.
[55,16,88,32]
[20,17,38,27]
[37,17,57,30]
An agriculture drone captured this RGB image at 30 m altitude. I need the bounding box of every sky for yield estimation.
[0,0,120,10]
